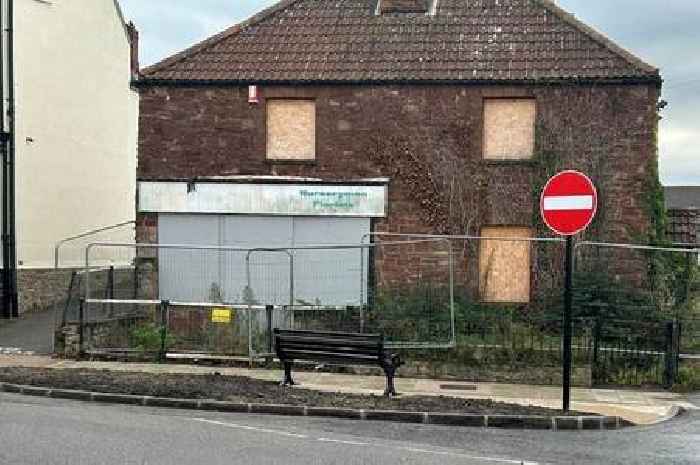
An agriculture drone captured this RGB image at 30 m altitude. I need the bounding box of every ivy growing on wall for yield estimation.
[644,122,668,246]
[363,88,680,317]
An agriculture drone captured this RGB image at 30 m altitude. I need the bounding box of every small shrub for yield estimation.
[130,323,175,353]
[673,365,700,393]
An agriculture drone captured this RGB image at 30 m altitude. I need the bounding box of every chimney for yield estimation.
[126,21,140,79]
[379,0,429,14]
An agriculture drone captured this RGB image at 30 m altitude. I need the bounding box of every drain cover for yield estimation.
[439,384,477,391]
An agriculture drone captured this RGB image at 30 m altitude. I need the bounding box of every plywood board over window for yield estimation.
[267,99,316,160]
[483,99,536,160]
[479,226,532,303]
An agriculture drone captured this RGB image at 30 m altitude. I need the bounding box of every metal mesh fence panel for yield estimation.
[574,242,699,323]
[680,319,700,355]
[76,237,696,387]
[166,304,251,356]
[83,301,160,356]
[84,240,455,357]
[574,243,698,320]
[574,242,699,385]
[364,233,575,378]
[264,239,456,350]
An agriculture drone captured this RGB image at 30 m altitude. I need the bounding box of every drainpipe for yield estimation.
[0,0,9,318]
[0,0,17,318]
[7,0,16,318]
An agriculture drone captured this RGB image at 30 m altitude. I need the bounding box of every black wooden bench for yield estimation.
[273,329,403,397]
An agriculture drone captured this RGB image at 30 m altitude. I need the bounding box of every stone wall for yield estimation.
[399,362,593,388]
[17,269,75,314]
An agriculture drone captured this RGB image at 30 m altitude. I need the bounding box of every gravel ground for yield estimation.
[0,367,591,416]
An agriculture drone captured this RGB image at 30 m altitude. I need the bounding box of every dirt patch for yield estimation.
[0,367,590,416]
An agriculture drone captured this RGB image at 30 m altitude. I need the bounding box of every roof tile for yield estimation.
[142,0,659,83]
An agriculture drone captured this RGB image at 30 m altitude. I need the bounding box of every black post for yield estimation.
[664,320,673,388]
[159,300,169,363]
[78,298,85,359]
[664,320,681,388]
[685,253,693,314]
[7,0,17,319]
[563,235,574,412]
[107,265,115,317]
[266,305,274,365]
[0,0,8,320]
[62,271,77,328]
[593,314,602,385]
[0,132,9,319]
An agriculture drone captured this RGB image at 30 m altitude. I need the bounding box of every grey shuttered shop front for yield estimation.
[139,179,388,307]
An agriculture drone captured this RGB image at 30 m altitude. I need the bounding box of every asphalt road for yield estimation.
[1,393,698,465]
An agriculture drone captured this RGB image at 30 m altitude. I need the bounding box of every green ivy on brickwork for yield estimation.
[644,123,668,246]
[530,148,560,236]
[528,121,572,295]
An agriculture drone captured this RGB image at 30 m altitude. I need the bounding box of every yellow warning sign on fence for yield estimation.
[211,308,232,324]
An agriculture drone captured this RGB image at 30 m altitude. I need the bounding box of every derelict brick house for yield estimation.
[135,0,662,306]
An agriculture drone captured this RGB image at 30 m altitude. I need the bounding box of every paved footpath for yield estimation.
[1,355,695,425]
[0,309,55,354]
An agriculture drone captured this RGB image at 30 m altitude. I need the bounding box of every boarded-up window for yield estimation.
[483,99,536,160]
[267,100,316,160]
[479,226,532,303]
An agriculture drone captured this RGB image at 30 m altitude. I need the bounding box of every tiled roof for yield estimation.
[665,186,700,210]
[141,0,660,84]
[666,209,698,245]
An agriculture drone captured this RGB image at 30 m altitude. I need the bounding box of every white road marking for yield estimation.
[193,417,545,464]
[405,447,544,465]
[317,438,369,446]
[192,418,309,439]
[542,195,593,211]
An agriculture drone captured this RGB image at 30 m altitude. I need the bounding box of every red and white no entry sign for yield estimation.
[540,170,597,236]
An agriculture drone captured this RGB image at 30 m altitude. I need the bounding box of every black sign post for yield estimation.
[540,171,598,413]
[562,235,574,412]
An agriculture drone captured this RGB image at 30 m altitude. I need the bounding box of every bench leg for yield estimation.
[383,365,397,397]
[282,361,295,387]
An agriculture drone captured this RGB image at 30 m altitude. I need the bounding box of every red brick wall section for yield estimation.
[138,83,661,298]
[135,213,159,300]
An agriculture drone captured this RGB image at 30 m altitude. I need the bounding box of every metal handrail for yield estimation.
[576,241,700,254]
[54,220,135,269]
[361,231,565,244]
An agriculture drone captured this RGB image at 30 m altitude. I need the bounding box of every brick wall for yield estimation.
[138,83,661,299]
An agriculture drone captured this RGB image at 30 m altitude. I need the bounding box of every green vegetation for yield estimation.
[130,323,175,355]
[645,123,668,246]
[672,365,700,393]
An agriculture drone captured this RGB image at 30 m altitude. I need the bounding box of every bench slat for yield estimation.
[278,350,382,366]
[274,329,381,341]
[275,336,381,351]
[277,343,382,358]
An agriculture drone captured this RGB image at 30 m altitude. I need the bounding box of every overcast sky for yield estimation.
[119,0,700,186]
